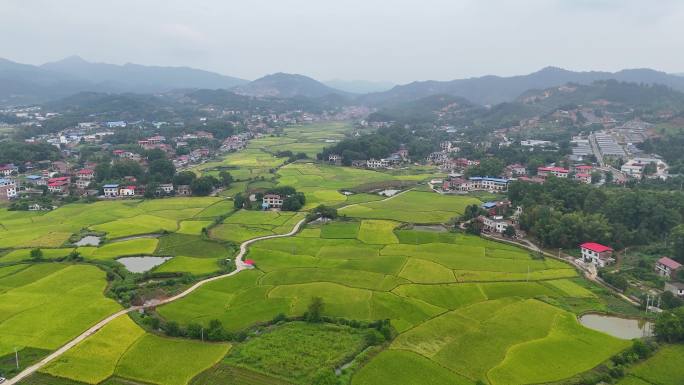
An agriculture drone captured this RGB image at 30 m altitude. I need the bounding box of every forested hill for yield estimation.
[360,67,684,106]
[232,73,351,98]
[518,80,684,113]
[367,94,480,124]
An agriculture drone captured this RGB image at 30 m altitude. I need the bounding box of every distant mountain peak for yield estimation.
[233,72,348,98]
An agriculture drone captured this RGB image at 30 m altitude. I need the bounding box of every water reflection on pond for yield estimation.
[117,256,171,273]
[579,313,653,339]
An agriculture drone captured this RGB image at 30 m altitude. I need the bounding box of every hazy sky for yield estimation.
[1,0,682,83]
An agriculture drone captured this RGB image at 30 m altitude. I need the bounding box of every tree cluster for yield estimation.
[509,178,684,252]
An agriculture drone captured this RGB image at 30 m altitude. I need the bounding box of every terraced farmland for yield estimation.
[0,123,647,385]
[158,220,629,384]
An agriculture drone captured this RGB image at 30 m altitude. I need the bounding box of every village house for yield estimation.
[580,242,614,267]
[0,164,18,176]
[328,154,342,165]
[47,176,70,193]
[397,145,409,159]
[665,282,684,298]
[158,183,174,194]
[655,257,682,279]
[481,200,511,216]
[119,186,136,197]
[103,184,119,198]
[505,163,527,177]
[366,158,390,169]
[574,173,592,184]
[262,194,283,209]
[51,161,70,174]
[176,185,191,196]
[0,178,17,200]
[573,165,593,174]
[538,166,569,178]
[24,175,44,185]
[478,215,513,234]
[469,177,510,192]
[76,168,95,189]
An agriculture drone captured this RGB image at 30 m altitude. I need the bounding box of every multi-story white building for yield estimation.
[103,184,119,197]
[262,194,283,209]
[580,242,614,267]
[0,178,17,200]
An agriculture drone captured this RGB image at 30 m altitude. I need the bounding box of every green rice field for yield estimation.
[0,123,644,385]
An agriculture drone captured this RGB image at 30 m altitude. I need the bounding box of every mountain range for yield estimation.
[2,56,684,108]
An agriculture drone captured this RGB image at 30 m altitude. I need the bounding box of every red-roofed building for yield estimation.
[574,173,592,184]
[573,165,593,173]
[655,257,682,279]
[244,259,255,266]
[48,177,70,193]
[76,168,95,189]
[538,166,569,178]
[119,185,136,196]
[580,242,614,267]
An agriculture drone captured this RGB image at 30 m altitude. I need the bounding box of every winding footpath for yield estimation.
[6,218,307,385]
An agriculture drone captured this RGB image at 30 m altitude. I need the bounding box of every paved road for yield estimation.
[6,218,307,385]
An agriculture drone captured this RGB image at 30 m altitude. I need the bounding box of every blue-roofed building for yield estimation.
[103,184,119,197]
[482,201,498,210]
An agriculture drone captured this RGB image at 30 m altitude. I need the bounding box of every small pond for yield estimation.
[412,225,448,232]
[579,313,653,339]
[117,256,171,273]
[378,189,399,197]
[74,235,101,247]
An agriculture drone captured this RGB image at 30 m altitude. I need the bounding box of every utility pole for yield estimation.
[201,328,204,342]
[15,347,19,369]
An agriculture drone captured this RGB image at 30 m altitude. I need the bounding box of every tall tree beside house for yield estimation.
[148,159,176,182]
[234,193,248,209]
[94,163,111,183]
[281,193,306,211]
[654,307,684,343]
[173,171,197,186]
[465,158,505,178]
[218,171,233,187]
[190,176,219,196]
